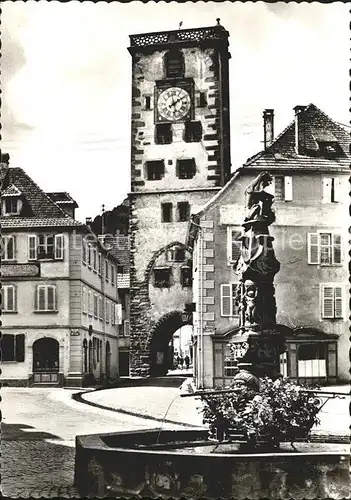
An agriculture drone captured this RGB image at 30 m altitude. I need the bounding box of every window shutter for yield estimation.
[221,284,232,317]
[99,297,103,320]
[28,235,37,260]
[307,233,319,264]
[284,176,293,201]
[334,287,343,318]
[116,304,122,325]
[7,286,15,311]
[38,287,46,310]
[124,320,130,336]
[332,234,342,264]
[15,334,25,362]
[322,286,334,318]
[55,234,64,260]
[322,177,331,203]
[332,178,341,202]
[47,286,56,310]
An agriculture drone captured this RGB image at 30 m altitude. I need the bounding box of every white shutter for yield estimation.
[55,234,64,260]
[332,234,342,264]
[332,177,341,203]
[322,286,334,318]
[115,304,122,325]
[334,287,343,318]
[99,297,103,320]
[28,235,37,260]
[284,176,293,201]
[322,177,332,203]
[221,284,232,317]
[307,233,319,264]
[82,288,87,314]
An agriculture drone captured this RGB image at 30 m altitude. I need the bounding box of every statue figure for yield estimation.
[244,172,275,224]
[244,280,260,326]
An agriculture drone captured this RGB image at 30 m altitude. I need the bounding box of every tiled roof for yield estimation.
[244,103,350,170]
[2,184,22,197]
[1,217,84,229]
[117,273,130,289]
[1,167,84,229]
[193,103,350,219]
[46,191,78,207]
[107,235,130,270]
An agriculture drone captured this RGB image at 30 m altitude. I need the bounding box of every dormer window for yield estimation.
[317,141,342,158]
[2,184,23,216]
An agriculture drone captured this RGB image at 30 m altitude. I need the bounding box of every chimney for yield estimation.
[263,109,274,149]
[293,105,306,154]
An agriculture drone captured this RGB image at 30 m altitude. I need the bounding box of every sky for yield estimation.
[2,1,349,222]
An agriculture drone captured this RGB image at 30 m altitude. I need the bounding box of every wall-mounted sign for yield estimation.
[1,263,40,277]
[70,330,80,336]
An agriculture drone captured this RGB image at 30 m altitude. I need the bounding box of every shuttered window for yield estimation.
[2,235,16,260]
[1,334,25,362]
[227,228,242,264]
[321,285,343,319]
[54,235,64,260]
[220,283,239,317]
[1,285,16,312]
[308,232,343,265]
[82,287,87,314]
[35,285,56,311]
[93,294,98,318]
[28,235,37,260]
[99,296,103,321]
[323,177,341,203]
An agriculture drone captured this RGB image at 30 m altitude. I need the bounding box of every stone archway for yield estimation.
[150,310,191,376]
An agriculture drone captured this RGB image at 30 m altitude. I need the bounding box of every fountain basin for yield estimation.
[74,428,349,499]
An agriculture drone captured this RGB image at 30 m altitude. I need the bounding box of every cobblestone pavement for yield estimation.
[1,387,181,498]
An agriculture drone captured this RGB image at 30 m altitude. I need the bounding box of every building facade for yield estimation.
[1,162,121,387]
[128,23,232,377]
[187,104,349,388]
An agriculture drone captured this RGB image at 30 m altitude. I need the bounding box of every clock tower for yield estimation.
[128,22,231,377]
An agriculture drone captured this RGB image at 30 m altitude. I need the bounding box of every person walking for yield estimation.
[179,355,184,370]
[184,354,190,370]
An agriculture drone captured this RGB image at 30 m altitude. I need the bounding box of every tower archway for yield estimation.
[150,310,192,376]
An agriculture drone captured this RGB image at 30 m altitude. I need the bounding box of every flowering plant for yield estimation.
[199,377,321,446]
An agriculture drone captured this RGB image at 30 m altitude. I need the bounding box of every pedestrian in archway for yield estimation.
[184,354,190,370]
[179,355,184,370]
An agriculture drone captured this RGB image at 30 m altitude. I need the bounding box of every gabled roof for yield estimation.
[192,103,349,220]
[1,167,84,229]
[244,103,349,170]
[2,184,22,197]
[46,191,78,208]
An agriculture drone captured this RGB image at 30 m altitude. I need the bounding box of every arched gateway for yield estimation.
[150,310,191,376]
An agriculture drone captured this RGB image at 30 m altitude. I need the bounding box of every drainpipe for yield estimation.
[190,219,204,389]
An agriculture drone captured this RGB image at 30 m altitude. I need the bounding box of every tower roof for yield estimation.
[129,24,229,53]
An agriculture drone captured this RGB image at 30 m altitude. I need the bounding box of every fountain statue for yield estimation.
[74,172,349,499]
[229,171,285,388]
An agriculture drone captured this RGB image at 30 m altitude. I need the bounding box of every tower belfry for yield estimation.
[128,24,231,377]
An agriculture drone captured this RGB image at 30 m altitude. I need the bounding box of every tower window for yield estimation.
[154,267,172,288]
[176,159,196,179]
[168,247,185,262]
[198,92,207,107]
[181,266,192,287]
[184,121,202,143]
[146,160,165,181]
[161,203,173,223]
[178,202,190,222]
[165,50,184,79]
[155,123,172,145]
[145,95,152,110]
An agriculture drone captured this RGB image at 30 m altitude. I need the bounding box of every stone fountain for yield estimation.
[74,173,349,499]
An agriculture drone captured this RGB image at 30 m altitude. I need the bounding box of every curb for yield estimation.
[72,390,204,429]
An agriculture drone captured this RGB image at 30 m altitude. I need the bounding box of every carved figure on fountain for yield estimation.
[244,171,276,226]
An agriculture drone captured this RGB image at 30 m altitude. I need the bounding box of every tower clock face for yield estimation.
[157,87,191,121]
